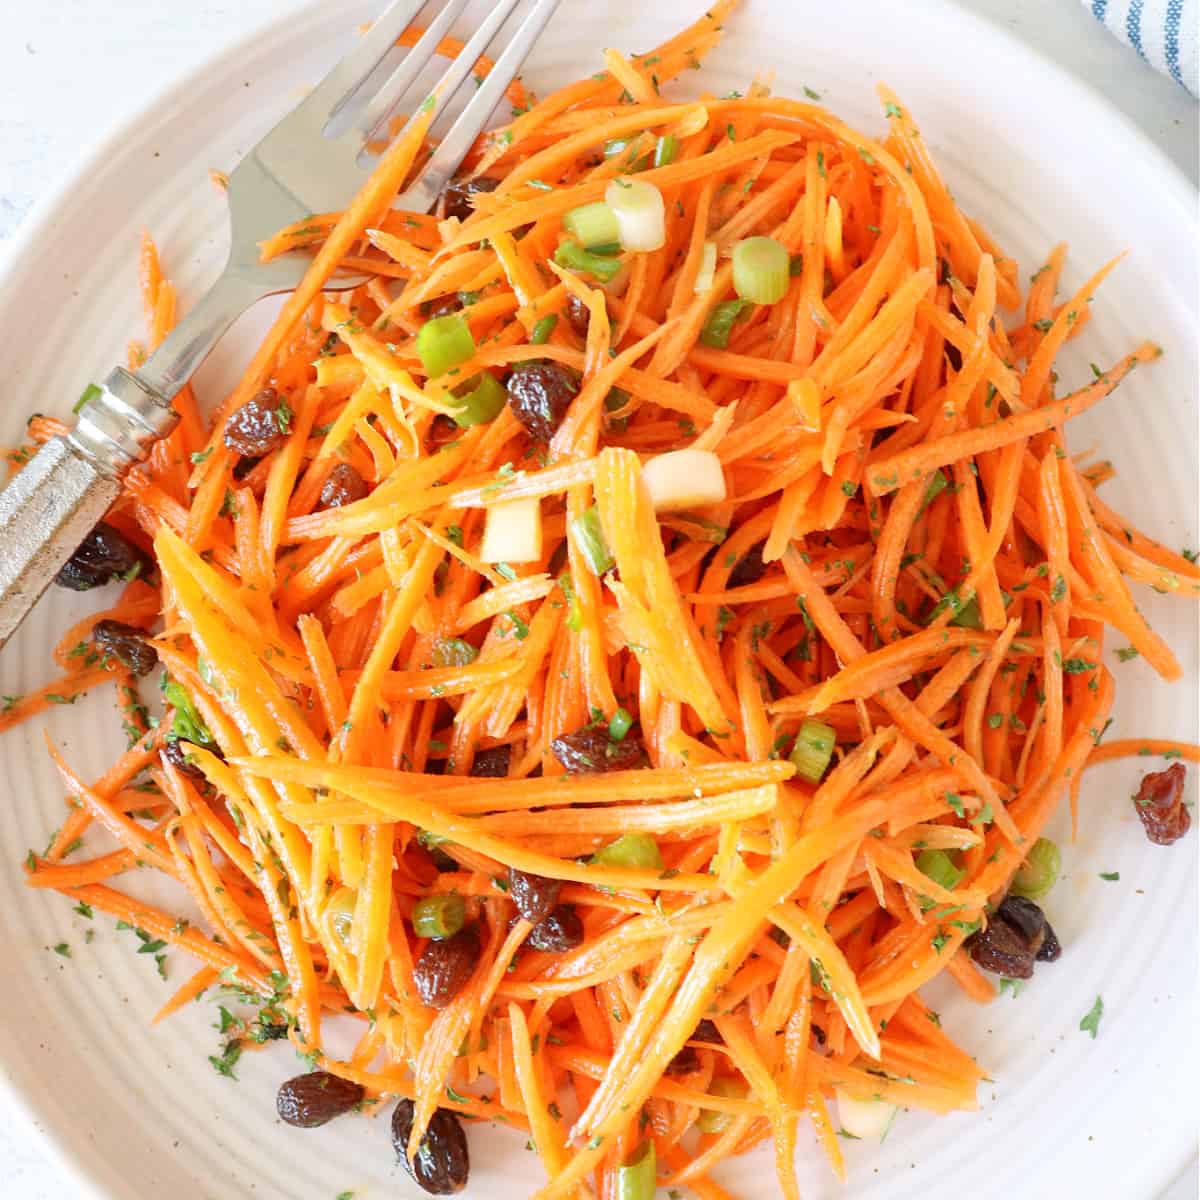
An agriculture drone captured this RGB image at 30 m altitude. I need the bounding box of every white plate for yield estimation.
[0,2,1196,1198]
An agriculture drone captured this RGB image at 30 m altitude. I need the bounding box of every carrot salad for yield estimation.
[7,4,1198,1196]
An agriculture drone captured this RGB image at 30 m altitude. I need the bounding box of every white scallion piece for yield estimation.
[605,178,666,252]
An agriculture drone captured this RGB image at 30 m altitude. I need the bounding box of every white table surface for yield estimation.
[0,1,1196,1196]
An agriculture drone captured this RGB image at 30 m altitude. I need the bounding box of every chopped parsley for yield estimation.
[1078,995,1104,1039]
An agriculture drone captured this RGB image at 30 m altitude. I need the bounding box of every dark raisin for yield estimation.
[223,388,288,457]
[442,175,500,223]
[163,736,223,780]
[728,542,767,589]
[275,1071,364,1127]
[564,292,591,337]
[508,867,561,925]
[414,924,479,1008]
[92,619,157,676]
[550,726,648,775]
[967,914,1036,980]
[968,896,1061,980]
[55,522,148,591]
[1133,762,1190,845]
[995,895,1045,943]
[505,361,580,443]
[525,905,583,953]
[470,745,511,778]
[318,463,368,510]
[392,1099,470,1195]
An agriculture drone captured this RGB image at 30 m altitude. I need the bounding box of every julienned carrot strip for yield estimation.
[12,28,1194,1197]
[867,342,1160,496]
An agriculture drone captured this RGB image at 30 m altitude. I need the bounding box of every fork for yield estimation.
[0,0,560,650]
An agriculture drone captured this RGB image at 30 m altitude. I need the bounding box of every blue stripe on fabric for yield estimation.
[1126,0,1147,60]
[1092,0,1108,18]
[1164,0,1184,83]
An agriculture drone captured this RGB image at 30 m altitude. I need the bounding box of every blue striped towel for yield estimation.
[1085,0,1198,95]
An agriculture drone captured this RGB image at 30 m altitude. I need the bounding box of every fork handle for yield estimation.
[0,368,176,650]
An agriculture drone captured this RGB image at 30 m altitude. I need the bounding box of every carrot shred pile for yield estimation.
[6,3,1198,1195]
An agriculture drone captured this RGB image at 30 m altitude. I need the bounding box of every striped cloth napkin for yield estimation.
[1084,0,1198,95]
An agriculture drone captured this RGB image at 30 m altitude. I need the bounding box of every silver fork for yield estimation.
[0,0,560,650]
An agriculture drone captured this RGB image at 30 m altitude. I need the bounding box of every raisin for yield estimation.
[55,522,148,591]
[968,914,1036,980]
[550,725,648,775]
[505,361,580,443]
[1133,762,1191,845]
[223,388,288,457]
[92,619,156,676]
[508,867,561,925]
[163,736,223,780]
[526,905,583,953]
[318,463,368,510]
[392,1099,470,1195]
[276,1071,364,1127]
[967,895,1060,980]
[728,542,767,588]
[414,924,479,1008]
[564,292,591,337]
[470,745,511,778]
[441,175,500,223]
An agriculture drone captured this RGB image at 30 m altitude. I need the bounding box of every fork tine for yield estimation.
[302,0,428,123]
[401,0,563,214]
[356,0,475,141]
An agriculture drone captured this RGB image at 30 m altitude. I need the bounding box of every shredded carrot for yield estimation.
[7,9,1195,1195]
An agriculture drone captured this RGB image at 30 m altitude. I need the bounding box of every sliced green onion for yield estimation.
[608,707,634,742]
[452,372,506,427]
[697,1078,748,1133]
[554,240,624,282]
[693,241,717,294]
[615,1140,656,1200]
[789,719,836,783]
[732,236,790,304]
[530,314,558,345]
[570,506,615,575]
[1010,837,1061,900]
[417,313,476,380]
[412,893,466,940]
[563,201,621,249]
[605,178,666,252]
[951,596,983,630]
[433,638,478,668]
[592,833,662,871]
[917,848,963,893]
[699,299,751,348]
[653,134,679,168]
